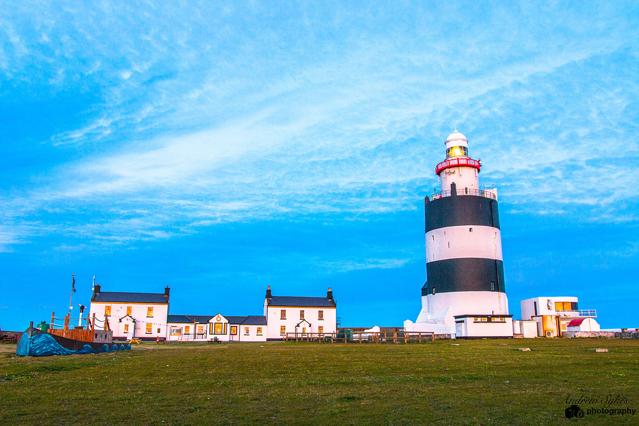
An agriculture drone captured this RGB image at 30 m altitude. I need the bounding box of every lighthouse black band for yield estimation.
[422,258,505,295]
[425,195,500,232]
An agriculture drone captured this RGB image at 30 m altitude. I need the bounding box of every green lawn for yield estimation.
[1,339,638,425]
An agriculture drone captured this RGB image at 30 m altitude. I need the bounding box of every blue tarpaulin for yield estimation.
[16,331,131,357]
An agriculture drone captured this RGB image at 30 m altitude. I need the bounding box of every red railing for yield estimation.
[435,157,481,175]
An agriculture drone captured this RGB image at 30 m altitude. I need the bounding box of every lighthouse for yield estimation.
[404,131,513,338]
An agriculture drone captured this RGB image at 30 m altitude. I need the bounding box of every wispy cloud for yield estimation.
[1,2,639,249]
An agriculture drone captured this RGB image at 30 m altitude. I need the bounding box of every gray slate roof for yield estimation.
[242,315,267,325]
[92,291,168,304]
[167,314,212,324]
[267,296,335,307]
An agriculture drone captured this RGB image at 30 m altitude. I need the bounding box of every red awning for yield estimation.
[567,318,586,327]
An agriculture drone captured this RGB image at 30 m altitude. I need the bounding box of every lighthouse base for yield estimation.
[405,291,513,338]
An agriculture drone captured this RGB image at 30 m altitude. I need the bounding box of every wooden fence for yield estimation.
[284,330,436,343]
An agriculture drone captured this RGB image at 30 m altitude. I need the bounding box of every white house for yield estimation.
[520,296,597,337]
[89,285,170,341]
[167,313,267,342]
[264,286,337,340]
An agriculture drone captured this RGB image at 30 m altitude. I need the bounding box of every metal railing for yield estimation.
[429,187,497,201]
[578,309,597,317]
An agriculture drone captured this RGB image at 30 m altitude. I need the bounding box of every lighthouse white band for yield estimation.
[426,225,502,262]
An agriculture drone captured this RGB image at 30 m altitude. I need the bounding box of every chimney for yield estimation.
[93,284,101,295]
[164,286,170,299]
[265,285,272,299]
[327,287,333,300]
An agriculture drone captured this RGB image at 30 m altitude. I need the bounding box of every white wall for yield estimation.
[440,166,479,193]
[418,291,509,322]
[167,322,209,342]
[456,317,513,338]
[265,305,336,340]
[89,302,168,340]
[513,320,538,338]
[234,324,267,342]
[520,297,579,319]
[426,226,502,262]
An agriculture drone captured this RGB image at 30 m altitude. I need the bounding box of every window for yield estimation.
[123,324,129,333]
[469,227,473,232]
[318,326,324,334]
[145,323,152,334]
[300,310,305,320]
[280,325,286,336]
[244,327,250,336]
[230,326,238,335]
[302,327,307,334]
[446,146,468,158]
[157,328,161,333]
[146,307,154,318]
[126,306,132,316]
[280,309,287,320]
[104,305,111,316]
[555,301,575,312]
[214,322,225,335]
[318,310,324,320]
[185,325,190,334]
[196,325,204,335]
[256,327,263,336]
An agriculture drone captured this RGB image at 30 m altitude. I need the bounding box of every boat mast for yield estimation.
[68,273,76,314]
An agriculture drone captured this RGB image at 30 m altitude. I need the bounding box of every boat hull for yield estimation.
[16,329,131,357]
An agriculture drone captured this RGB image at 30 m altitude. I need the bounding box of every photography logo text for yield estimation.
[565,394,636,419]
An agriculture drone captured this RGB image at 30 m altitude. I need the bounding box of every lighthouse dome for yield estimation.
[445,130,468,146]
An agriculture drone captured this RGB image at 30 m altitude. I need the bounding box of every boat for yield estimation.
[16,317,131,357]
[16,274,131,357]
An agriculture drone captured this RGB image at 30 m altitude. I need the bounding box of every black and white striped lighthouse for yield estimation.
[405,131,510,337]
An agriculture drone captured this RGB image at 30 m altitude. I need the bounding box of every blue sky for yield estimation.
[1,1,638,330]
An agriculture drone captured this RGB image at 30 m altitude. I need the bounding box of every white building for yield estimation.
[453,314,514,338]
[167,314,267,342]
[264,286,337,340]
[89,283,337,343]
[520,296,597,337]
[89,285,170,341]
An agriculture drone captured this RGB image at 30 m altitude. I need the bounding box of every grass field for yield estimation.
[1,339,638,425]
